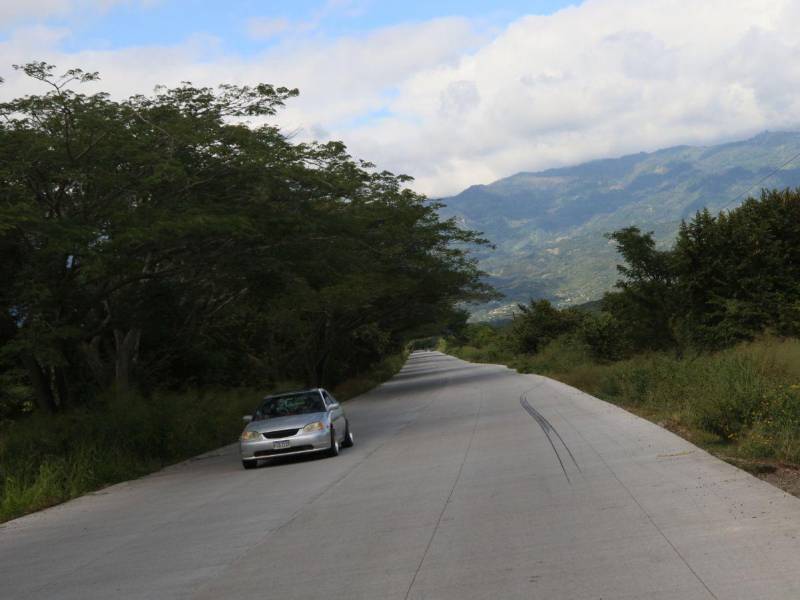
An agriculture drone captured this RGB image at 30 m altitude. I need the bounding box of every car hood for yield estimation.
[246,412,328,433]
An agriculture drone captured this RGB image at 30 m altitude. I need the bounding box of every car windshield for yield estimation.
[256,392,325,419]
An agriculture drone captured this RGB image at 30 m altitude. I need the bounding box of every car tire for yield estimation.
[342,421,354,448]
[327,430,340,457]
[242,460,258,470]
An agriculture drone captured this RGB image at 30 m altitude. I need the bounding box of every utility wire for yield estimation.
[717,144,800,212]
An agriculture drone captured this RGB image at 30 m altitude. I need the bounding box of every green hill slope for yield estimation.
[439,131,800,319]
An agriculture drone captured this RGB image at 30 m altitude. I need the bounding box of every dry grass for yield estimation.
[446,336,800,474]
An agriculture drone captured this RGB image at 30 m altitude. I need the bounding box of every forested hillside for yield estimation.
[439,132,800,318]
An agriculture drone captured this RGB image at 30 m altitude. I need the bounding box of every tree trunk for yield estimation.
[54,366,73,408]
[81,335,110,388]
[113,328,141,391]
[20,354,59,413]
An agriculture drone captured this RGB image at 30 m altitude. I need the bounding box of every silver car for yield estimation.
[239,388,354,469]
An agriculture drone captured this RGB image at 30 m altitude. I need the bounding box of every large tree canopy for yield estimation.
[0,63,494,415]
[602,188,800,353]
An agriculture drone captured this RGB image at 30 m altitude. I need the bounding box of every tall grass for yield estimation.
[0,351,407,523]
[0,388,259,522]
[446,336,800,465]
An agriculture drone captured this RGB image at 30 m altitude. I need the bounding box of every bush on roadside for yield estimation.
[0,350,407,523]
[445,333,800,466]
[689,356,766,438]
[0,388,259,522]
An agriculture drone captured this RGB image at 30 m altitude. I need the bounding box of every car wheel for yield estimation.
[327,430,340,457]
[342,421,354,448]
[242,460,258,470]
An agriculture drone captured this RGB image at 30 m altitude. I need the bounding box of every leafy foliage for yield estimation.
[0,348,406,523]
[0,63,493,416]
[508,299,584,354]
[603,189,800,352]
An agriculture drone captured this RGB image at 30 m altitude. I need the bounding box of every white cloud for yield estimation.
[0,0,155,23]
[246,17,290,40]
[343,0,800,195]
[0,0,72,22]
[246,0,370,40]
[439,80,480,117]
[3,0,800,197]
[0,17,480,137]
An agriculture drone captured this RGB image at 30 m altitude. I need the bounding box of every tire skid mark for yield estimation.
[520,391,581,483]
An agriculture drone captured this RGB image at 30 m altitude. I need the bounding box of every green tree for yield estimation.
[0,62,494,412]
[673,190,800,347]
[509,299,584,354]
[601,227,678,352]
[603,189,800,354]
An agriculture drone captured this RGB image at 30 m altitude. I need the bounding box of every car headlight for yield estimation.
[302,421,326,433]
[240,430,262,441]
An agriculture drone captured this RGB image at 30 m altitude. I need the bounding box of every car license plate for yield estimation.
[273,440,290,449]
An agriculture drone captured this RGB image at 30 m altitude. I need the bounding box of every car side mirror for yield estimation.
[242,415,253,424]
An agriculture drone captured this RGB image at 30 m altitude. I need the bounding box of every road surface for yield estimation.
[2,351,800,599]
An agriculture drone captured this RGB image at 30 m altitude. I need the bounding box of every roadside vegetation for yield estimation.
[444,189,800,481]
[446,334,800,467]
[0,350,406,523]
[0,63,491,521]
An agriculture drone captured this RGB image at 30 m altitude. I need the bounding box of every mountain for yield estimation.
[439,131,800,320]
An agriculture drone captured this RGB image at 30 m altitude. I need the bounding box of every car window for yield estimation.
[324,391,341,407]
[256,392,326,418]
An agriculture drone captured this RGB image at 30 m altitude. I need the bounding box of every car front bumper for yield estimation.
[240,429,330,461]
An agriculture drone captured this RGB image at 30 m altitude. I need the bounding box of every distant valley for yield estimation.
[439,131,800,320]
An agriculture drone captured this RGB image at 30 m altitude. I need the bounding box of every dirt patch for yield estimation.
[759,464,800,497]
[714,456,800,498]
[646,413,800,499]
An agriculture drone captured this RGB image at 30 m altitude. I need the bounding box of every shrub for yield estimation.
[755,384,800,462]
[578,312,628,360]
[0,350,406,523]
[522,335,593,374]
[0,388,259,522]
[690,356,766,438]
[508,300,585,354]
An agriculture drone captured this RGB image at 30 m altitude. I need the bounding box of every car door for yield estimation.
[322,390,345,442]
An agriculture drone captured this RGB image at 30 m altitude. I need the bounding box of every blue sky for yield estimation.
[4,1,578,54]
[2,1,798,196]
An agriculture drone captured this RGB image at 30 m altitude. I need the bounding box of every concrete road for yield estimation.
[3,351,800,599]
